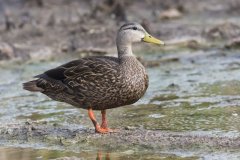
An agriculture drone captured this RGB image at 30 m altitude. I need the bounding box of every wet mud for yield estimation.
[1,122,239,152]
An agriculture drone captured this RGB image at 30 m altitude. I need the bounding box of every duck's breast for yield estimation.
[118,57,149,105]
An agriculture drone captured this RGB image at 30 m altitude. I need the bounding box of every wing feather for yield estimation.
[35,56,120,106]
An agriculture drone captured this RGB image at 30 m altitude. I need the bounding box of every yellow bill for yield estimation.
[142,33,165,45]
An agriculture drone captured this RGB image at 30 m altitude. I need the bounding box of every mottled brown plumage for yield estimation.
[28,56,148,110]
[23,22,164,133]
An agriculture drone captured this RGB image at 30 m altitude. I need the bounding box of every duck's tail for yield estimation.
[23,80,44,92]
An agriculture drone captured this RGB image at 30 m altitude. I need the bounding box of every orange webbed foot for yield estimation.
[95,125,109,134]
[95,125,119,134]
[100,125,119,133]
[88,108,119,134]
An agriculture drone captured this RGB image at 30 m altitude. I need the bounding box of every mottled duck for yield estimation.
[23,22,164,133]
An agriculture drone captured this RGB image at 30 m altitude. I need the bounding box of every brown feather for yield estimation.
[23,56,148,110]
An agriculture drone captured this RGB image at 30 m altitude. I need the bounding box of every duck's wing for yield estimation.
[34,56,120,96]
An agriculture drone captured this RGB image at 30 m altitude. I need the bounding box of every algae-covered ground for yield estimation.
[0,0,240,160]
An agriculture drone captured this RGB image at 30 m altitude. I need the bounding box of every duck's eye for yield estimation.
[132,27,137,30]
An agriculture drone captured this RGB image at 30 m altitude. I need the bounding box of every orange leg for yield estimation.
[88,108,108,133]
[101,110,118,132]
[101,110,108,129]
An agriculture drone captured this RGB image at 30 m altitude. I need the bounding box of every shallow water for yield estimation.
[0,146,203,160]
[0,51,240,159]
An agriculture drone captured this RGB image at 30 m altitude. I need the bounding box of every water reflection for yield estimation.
[96,151,110,160]
[0,147,200,160]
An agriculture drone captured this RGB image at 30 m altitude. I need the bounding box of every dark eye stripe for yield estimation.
[120,24,145,32]
[122,26,139,31]
[122,27,135,30]
[119,23,136,30]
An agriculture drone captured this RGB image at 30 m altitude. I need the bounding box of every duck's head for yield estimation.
[117,22,164,46]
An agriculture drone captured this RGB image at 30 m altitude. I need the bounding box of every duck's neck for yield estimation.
[117,43,134,58]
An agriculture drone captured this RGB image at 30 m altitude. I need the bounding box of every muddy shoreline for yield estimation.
[1,122,239,152]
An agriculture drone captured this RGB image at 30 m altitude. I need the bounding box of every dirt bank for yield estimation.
[1,122,239,152]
